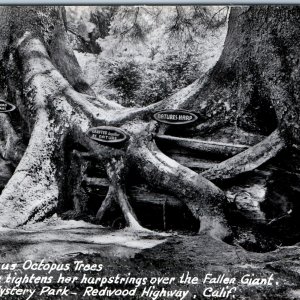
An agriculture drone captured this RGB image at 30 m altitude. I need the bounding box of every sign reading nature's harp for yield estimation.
[87,126,128,144]
[0,100,16,113]
[153,109,198,125]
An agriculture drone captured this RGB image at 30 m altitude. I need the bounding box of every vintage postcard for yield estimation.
[0,4,299,300]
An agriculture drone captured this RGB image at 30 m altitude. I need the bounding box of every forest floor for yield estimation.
[0,217,300,300]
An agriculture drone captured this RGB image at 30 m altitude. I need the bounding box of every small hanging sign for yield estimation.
[0,100,16,113]
[87,126,128,144]
[153,109,198,125]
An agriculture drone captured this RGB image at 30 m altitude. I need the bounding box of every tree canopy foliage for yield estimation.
[66,6,228,106]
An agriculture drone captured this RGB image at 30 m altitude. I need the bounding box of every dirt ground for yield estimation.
[0,224,300,300]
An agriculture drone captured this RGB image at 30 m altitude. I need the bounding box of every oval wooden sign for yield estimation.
[0,100,16,113]
[153,110,198,125]
[87,126,128,144]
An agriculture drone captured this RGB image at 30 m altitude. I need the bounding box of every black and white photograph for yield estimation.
[0,3,299,300]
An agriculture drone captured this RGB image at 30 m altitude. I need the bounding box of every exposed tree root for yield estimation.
[96,185,115,222]
[0,111,62,227]
[104,157,148,231]
[202,129,285,181]
[128,139,231,239]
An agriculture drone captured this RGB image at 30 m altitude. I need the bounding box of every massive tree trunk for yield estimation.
[181,7,300,143]
[0,6,298,241]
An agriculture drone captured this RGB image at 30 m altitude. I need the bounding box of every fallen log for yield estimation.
[202,129,285,181]
[163,154,219,172]
[155,134,249,158]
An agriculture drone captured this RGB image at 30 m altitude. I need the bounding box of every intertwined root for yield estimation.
[126,138,231,239]
[96,157,148,232]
